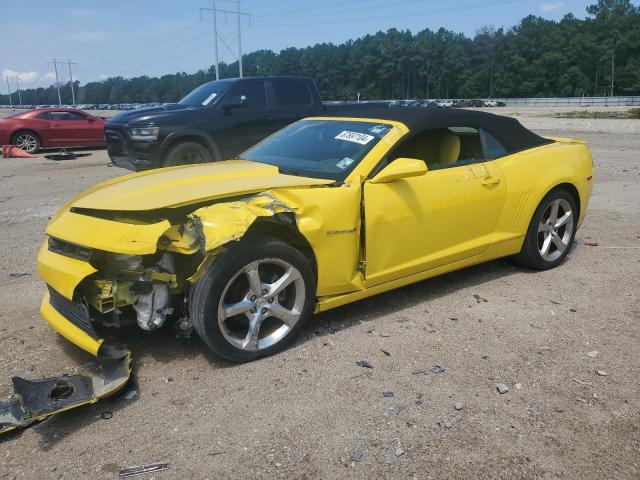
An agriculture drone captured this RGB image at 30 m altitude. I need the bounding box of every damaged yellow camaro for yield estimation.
[37,109,594,362]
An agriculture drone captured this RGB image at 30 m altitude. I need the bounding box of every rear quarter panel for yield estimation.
[492,141,594,252]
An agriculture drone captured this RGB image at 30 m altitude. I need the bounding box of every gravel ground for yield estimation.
[0,107,639,479]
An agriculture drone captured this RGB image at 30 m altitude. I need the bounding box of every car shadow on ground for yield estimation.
[9,257,530,447]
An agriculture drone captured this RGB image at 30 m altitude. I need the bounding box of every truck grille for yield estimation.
[48,286,98,339]
[104,126,128,155]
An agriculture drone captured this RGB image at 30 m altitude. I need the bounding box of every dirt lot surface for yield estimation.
[0,107,639,479]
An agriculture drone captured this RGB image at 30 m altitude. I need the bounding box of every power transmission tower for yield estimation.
[4,77,12,107]
[610,50,615,97]
[47,58,77,105]
[2,76,23,106]
[199,0,250,78]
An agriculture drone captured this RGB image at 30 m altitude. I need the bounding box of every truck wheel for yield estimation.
[12,131,41,153]
[189,240,316,363]
[163,141,211,167]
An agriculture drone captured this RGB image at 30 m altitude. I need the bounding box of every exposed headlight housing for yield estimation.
[128,125,159,141]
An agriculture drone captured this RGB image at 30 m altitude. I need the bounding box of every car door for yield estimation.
[49,111,93,145]
[363,127,508,287]
[215,81,271,158]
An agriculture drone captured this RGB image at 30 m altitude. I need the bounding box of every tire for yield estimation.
[189,239,316,362]
[512,188,578,270]
[163,141,212,167]
[11,131,41,153]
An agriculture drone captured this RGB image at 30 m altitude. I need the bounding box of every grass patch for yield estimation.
[556,109,640,119]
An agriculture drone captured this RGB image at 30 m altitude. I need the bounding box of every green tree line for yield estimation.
[2,0,638,105]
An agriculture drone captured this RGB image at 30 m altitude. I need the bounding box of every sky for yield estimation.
[0,0,623,91]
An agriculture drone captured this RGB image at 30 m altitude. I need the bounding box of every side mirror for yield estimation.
[369,158,428,184]
[223,94,247,114]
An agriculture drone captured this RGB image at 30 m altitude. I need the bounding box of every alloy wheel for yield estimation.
[537,198,574,262]
[217,258,305,351]
[15,134,38,152]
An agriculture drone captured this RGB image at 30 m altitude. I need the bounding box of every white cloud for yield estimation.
[539,2,564,12]
[41,72,56,81]
[2,69,39,83]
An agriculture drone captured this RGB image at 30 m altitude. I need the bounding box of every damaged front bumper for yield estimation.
[0,353,131,435]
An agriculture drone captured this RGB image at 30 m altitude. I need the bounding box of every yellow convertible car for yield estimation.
[37,109,593,362]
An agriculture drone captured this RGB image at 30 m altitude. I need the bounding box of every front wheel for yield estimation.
[512,188,578,270]
[12,131,40,153]
[189,240,316,362]
[163,141,212,167]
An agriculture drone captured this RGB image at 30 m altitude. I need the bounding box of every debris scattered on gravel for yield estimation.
[443,418,455,429]
[356,360,374,369]
[411,368,428,375]
[430,365,445,374]
[515,383,523,390]
[573,377,593,387]
[389,404,407,415]
[554,406,565,413]
[119,462,171,478]
[473,294,488,303]
[595,369,608,376]
[383,390,395,398]
[350,450,364,462]
[586,350,599,358]
[583,241,599,246]
[100,411,113,420]
[496,383,509,394]
[453,401,464,411]
[380,349,391,356]
[8,272,30,279]
[393,438,405,457]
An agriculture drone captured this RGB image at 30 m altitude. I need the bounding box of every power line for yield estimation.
[252,0,524,29]
[2,76,23,106]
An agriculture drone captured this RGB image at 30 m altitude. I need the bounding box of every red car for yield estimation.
[0,108,106,153]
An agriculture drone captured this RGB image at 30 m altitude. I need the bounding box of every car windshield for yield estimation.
[178,80,233,107]
[240,119,393,180]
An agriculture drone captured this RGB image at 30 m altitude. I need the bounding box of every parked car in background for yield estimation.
[104,76,327,170]
[0,108,107,153]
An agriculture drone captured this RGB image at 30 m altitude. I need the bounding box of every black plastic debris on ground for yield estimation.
[44,149,92,161]
[356,360,374,369]
[430,365,445,374]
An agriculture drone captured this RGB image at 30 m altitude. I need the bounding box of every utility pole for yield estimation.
[236,1,243,78]
[67,59,77,105]
[610,50,615,97]
[15,77,22,106]
[200,1,220,80]
[48,58,63,105]
[199,0,250,78]
[4,77,12,107]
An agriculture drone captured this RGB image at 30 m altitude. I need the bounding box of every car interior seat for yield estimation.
[438,133,461,165]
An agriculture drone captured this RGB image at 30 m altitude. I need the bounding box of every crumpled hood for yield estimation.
[69,160,334,211]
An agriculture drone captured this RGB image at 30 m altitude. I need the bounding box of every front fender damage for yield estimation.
[0,353,131,435]
[181,193,294,282]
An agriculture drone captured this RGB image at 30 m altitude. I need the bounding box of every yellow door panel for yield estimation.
[364,161,506,286]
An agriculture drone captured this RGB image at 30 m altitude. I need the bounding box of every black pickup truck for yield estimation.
[105,76,331,170]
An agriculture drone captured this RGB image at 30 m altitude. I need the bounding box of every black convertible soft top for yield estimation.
[328,107,552,153]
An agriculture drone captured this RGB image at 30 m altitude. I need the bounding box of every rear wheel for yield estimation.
[12,131,40,153]
[513,188,577,270]
[163,141,211,167]
[189,240,316,362]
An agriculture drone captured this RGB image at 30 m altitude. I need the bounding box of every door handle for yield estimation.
[482,175,500,186]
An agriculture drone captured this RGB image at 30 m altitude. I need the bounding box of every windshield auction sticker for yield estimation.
[335,131,375,145]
